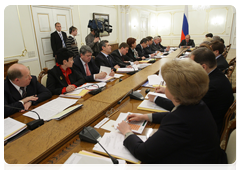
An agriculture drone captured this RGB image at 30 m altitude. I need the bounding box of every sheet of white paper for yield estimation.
[99,66,111,75]
[93,132,146,163]
[95,75,113,82]
[117,67,138,73]
[113,73,124,78]
[145,92,167,99]
[64,153,126,164]
[138,100,169,112]
[148,74,162,85]
[65,88,84,95]
[23,97,78,121]
[100,120,117,132]
[4,118,26,139]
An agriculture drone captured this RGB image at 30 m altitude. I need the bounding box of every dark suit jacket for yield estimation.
[179,39,195,47]
[217,54,229,72]
[124,101,227,164]
[51,31,67,57]
[159,43,166,49]
[95,52,120,71]
[154,68,234,136]
[47,66,85,95]
[111,49,130,67]
[135,44,149,58]
[150,42,164,52]
[125,48,142,62]
[4,76,52,118]
[73,57,99,82]
[144,45,154,55]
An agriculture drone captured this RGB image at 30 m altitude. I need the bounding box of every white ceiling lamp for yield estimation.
[192,5,210,11]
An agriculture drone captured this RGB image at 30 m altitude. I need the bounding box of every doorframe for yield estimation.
[30,5,73,70]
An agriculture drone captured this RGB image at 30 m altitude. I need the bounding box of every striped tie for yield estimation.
[59,32,66,48]
[20,87,27,98]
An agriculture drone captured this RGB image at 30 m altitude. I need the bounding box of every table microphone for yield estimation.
[84,127,119,164]
[4,105,44,130]
[118,89,133,104]
[127,64,137,75]
[64,83,102,95]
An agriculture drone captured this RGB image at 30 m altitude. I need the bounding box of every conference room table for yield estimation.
[4,48,187,164]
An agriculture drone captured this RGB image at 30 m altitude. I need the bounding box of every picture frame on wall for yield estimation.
[93,13,109,37]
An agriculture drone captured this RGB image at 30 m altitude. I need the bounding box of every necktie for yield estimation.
[107,56,113,68]
[85,63,91,76]
[20,87,27,98]
[186,42,188,46]
[59,32,66,48]
[133,49,139,58]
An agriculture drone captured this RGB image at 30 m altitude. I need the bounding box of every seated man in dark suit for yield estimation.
[117,58,227,164]
[148,47,234,136]
[179,34,195,48]
[136,38,155,58]
[210,40,229,72]
[111,42,136,67]
[158,35,170,52]
[4,64,52,118]
[73,45,114,82]
[47,48,85,95]
[145,36,156,55]
[150,36,165,52]
[95,40,121,71]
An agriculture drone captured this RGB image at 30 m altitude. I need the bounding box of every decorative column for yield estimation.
[120,5,125,43]
[125,5,130,39]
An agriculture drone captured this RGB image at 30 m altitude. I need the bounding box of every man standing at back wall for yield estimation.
[51,22,67,59]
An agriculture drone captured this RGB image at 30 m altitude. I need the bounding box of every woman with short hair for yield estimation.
[125,37,145,61]
[47,48,85,95]
[117,59,227,164]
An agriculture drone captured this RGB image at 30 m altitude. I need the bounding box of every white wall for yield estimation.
[4,5,236,77]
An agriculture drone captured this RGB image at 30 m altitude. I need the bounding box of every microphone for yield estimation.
[84,127,119,164]
[4,105,44,130]
[118,89,133,104]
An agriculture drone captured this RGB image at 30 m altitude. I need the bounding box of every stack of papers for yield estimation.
[93,131,146,164]
[64,151,126,164]
[116,67,138,73]
[148,74,165,86]
[60,89,89,98]
[4,118,27,141]
[114,112,147,134]
[145,92,167,100]
[23,97,78,121]
[95,75,114,82]
[139,58,155,63]
[137,100,169,112]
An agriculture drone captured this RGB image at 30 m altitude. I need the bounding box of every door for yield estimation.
[140,17,148,39]
[230,13,238,49]
[32,6,72,69]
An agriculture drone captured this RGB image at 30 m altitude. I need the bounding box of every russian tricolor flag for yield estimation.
[181,5,189,42]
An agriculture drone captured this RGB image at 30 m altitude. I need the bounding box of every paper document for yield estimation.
[116,67,138,73]
[101,120,117,132]
[23,97,78,121]
[148,74,165,86]
[114,112,147,134]
[137,100,169,112]
[93,132,146,164]
[4,117,27,141]
[145,92,167,100]
[80,82,106,90]
[64,153,126,164]
[113,73,124,78]
[95,75,114,82]
[99,66,111,75]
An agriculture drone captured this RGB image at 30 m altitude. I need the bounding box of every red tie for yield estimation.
[85,63,91,76]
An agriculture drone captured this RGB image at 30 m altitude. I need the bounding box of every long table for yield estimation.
[4,48,186,164]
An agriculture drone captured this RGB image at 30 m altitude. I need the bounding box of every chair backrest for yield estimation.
[41,74,48,87]
[38,67,48,86]
[221,93,238,141]
[225,128,236,164]
[223,44,231,59]
[225,57,236,80]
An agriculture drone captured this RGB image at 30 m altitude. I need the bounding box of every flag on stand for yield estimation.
[180,5,189,42]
